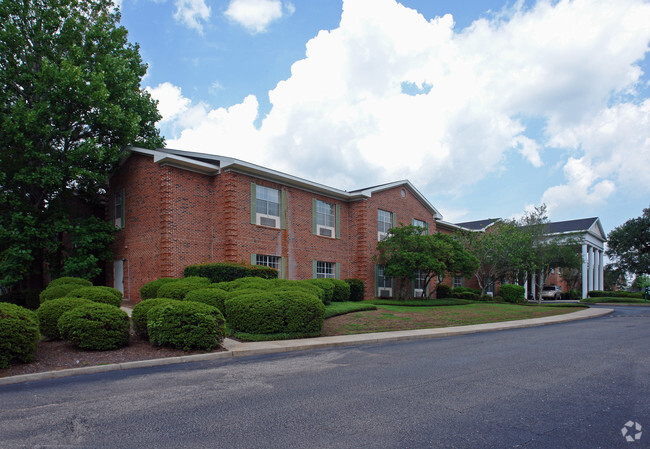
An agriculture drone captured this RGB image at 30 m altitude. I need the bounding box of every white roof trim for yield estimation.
[153,151,220,175]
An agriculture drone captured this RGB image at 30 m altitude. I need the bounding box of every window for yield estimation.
[378,209,393,240]
[412,219,427,235]
[256,254,280,271]
[453,276,463,288]
[316,261,335,279]
[253,184,282,228]
[376,265,393,297]
[414,270,426,298]
[315,199,337,238]
[113,189,124,229]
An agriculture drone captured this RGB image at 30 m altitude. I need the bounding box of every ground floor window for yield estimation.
[453,276,463,288]
[316,261,335,279]
[255,254,280,271]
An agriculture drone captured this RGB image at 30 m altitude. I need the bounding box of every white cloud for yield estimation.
[146,82,191,124]
[161,0,650,203]
[174,0,211,33]
[225,0,290,34]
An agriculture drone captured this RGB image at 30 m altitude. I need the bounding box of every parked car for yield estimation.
[541,285,562,300]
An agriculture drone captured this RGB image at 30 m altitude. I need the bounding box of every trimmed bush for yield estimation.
[344,278,365,301]
[436,284,452,299]
[330,279,351,302]
[37,297,94,339]
[131,298,182,339]
[140,278,177,300]
[499,284,526,304]
[226,291,325,335]
[304,279,334,304]
[147,301,226,350]
[58,303,130,350]
[39,284,83,303]
[562,290,581,300]
[93,286,123,301]
[453,291,481,301]
[184,288,229,314]
[47,277,92,289]
[227,276,271,291]
[66,286,121,307]
[157,277,211,300]
[0,303,40,369]
[588,290,643,299]
[269,279,325,302]
[183,262,278,283]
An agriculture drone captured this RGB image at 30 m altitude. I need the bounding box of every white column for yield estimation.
[582,244,589,299]
[588,246,594,293]
[593,249,600,291]
[531,271,536,300]
[524,272,529,299]
[599,251,604,290]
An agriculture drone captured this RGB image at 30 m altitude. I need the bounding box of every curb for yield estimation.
[0,307,613,386]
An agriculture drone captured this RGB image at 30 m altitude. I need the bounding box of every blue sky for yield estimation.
[117,0,650,234]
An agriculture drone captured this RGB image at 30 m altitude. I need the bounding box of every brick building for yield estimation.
[107,147,442,302]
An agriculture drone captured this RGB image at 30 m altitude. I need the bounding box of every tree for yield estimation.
[455,220,533,295]
[606,207,650,277]
[603,264,627,291]
[518,205,582,303]
[631,274,650,291]
[0,0,164,289]
[376,225,478,299]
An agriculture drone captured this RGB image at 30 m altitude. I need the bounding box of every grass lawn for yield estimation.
[321,303,583,336]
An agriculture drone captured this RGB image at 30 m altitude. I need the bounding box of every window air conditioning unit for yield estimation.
[257,213,279,228]
[378,287,392,298]
[317,225,335,238]
[378,231,387,241]
[413,288,424,298]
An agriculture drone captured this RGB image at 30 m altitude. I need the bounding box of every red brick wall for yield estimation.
[107,154,442,302]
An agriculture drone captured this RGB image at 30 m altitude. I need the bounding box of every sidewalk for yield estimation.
[0,307,612,386]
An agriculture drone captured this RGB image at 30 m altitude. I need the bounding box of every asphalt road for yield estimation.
[1,306,648,449]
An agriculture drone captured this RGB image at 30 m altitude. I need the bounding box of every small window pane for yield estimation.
[256,186,280,217]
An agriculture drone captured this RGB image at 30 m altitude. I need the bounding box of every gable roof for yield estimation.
[544,217,606,241]
[125,146,442,219]
[454,218,501,231]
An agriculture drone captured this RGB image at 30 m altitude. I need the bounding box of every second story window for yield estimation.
[378,209,393,241]
[315,200,336,238]
[254,185,281,228]
[113,189,125,229]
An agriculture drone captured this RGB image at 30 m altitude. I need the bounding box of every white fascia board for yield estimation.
[219,157,364,201]
[153,151,220,175]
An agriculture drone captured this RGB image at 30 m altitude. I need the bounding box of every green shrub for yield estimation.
[140,278,177,300]
[562,290,581,300]
[131,298,182,339]
[184,288,229,314]
[157,277,211,300]
[499,284,526,303]
[58,303,130,350]
[227,287,266,299]
[588,290,643,299]
[226,291,325,335]
[268,279,326,303]
[37,297,94,339]
[147,301,226,350]
[47,277,92,289]
[66,286,121,307]
[93,286,123,301]
[453,291,481,301]
[0,303,40,369]
[0,288,41,310]
[329,279,351,302]
[581,297,645,304]
[453,286,482,295]
[39,284,83,303]
[436,284,452,299]
[227,276,271,291]
[344,278,364,301]
[183,262,278,283]
[304,279,334,304]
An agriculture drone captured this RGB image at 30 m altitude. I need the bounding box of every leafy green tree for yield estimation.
[603,263,627,291]
[0,0,163,288]
[456,220,534,295]
[606,207,650,277]
[631,274,650,291]
[376,225,478,299]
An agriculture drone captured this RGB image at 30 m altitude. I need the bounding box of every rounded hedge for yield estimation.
[139,278,177,300]
[344,278,365,301]
[157,277,211,300]
[0,303,40,369]
[147,301,226,350]
[66,286,121,307]
[47,277,92,289]
[329,279,351,302]
[37,297,94,339]
[92,286,123,301]
[131,298,182,339]
[227,276,271,291]
[499,284,526,304]
[184,288,229,314]
[225,291,325,335]
[304,279,333,304]
[58,303,130,350]
[436,284,452,299]
[39,284,83,303]
[269,279,325,303]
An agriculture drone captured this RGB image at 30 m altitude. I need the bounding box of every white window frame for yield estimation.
[316,200,336,238]
[413,219,427,235]
[316,261,335,279]
[378,209,392,241]
[453,276,463,288]
[256,185,280,228]
[256,254,280,271]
